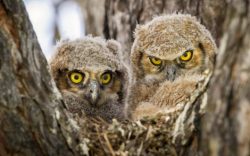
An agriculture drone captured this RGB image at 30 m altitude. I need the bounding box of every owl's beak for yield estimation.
[88,80,100,105]
[165,66,177,81]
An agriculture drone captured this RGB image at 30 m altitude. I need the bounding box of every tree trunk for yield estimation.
[76,0,105,36]
[0,1,79,155]
[104,0,250,156]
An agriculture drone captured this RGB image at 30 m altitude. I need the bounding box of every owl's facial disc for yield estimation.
[141,46,204,82]
[63,69,121,107]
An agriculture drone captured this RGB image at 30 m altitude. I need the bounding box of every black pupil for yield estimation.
[183,52,188,57]
[103,74,108,80]
[74,75,79,80]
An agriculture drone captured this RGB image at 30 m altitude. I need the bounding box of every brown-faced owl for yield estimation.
[50,36,129,122]
[126,14,217,144]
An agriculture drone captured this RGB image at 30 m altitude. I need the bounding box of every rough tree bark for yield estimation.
[76,0,105,36]
[0,1,80,155]
[104,0,250,156]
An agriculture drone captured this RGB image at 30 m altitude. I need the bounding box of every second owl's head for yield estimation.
[131,14,217,83]
[50,36,129,108]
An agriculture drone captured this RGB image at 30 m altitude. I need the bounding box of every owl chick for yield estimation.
[50,37,129,122]
[127,14,217,144]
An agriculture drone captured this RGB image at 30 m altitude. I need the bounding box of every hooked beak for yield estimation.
[87,80,99,105]
[165,66,177,81]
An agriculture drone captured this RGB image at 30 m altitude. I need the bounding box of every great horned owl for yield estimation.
[127,14,217,144]
[50,37,129,122]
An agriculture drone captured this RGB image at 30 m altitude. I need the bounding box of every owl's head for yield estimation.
[131,14,216,84]
[50,37,129,116]
[128,14,217,144]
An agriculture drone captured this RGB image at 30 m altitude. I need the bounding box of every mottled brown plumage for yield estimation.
[50,36,129,122]
[126,14,217,144]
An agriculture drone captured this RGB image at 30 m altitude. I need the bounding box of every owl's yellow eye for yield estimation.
[100,72,112,85]
[69,72,83,84]
[179,50,193,61]
[149,56,162,66]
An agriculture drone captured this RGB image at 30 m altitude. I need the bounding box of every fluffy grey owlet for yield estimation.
[127,14,217,144]
[50,36,130,122]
